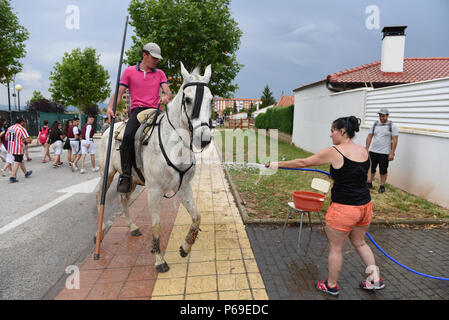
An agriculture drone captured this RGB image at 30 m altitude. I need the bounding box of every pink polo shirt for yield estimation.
[120,62,168,111]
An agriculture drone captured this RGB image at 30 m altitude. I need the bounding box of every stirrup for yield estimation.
[117,174,132,193]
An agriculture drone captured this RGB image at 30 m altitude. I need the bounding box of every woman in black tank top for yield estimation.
[266,116,384,296]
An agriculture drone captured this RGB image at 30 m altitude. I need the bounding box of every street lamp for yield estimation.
[15,84,23,111]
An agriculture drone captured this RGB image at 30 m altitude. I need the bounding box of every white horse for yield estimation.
[97,63,213,272]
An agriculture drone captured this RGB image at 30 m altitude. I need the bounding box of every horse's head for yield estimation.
[180,62,213,149]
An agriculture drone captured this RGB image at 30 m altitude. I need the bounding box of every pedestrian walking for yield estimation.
[22,121,32,162]
[6,118,32,183]
[80,115,99,174]
[0,118,7,163]
[62,119,73,168]
[68,117,81,172]
[48,121,65,168]
[1,119,13,177]
[365,108,399,193]
[38,120,52,163]
[106,42,172,192]
[267,116,384,296]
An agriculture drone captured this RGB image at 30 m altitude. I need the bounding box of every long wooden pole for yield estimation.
[94,16,129,260]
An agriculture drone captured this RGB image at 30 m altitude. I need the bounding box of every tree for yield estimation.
[223,107,232,116]
[0,0,29,85]
[27,98,65,113]
[247,102,257,118]
[28,90,45,104]
[49,47,111,115]
[82,104,99,116]
[126,0,243,97]
[260,85,276,108]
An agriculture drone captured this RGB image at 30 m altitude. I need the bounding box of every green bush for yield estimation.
[255,105,294,134]
[255,112,267,129]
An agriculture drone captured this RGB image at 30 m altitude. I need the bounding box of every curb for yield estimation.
[214,143,449,227]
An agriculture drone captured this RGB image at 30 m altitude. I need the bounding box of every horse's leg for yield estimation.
[95,169,116,243]
[148,187,169,273]
[177,183,201,258]
[121,182,142,237]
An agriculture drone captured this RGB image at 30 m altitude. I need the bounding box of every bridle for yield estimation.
[157,81,212,198]
[165,81,212,150]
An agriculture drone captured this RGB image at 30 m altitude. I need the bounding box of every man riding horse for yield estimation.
[106,42,172,193]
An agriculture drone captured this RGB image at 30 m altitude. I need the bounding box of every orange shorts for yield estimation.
[325,201,373,233]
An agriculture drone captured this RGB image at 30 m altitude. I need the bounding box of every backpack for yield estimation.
[39,126,50,144]
[372,120,392,135]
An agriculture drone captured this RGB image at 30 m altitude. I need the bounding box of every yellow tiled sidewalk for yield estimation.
[150,144,268,300]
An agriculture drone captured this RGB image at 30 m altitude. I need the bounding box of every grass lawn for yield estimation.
[213,129,449,221]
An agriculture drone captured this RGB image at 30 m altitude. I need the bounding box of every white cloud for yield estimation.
[16,70,43,83]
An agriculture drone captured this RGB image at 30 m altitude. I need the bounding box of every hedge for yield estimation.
[254,105,294,134]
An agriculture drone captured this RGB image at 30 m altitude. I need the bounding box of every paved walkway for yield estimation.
[247,224,449,299]
[55,144,268,300]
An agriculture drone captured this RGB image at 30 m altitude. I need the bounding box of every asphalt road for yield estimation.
[0,140,132,300]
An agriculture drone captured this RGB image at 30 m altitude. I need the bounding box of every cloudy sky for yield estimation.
[2,0,449,108]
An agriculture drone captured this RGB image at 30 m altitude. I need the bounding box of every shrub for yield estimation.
[255,105,294,134]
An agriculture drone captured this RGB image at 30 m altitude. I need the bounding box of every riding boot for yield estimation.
[117,147,133,193]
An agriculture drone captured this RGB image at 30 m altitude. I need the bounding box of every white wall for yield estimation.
[292,82,368,153]
[292,79,449,209]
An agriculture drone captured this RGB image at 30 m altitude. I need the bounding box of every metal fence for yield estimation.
[0,111,103,136]
[0,111,39,136]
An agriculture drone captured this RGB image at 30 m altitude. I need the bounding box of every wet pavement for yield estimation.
[246,224,449,300]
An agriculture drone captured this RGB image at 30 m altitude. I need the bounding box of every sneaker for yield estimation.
[367,182,373,189]
[10,177,18,183]
[53,164,58,168]
[1,169,5,177]
[92,167,99,172]
[69,162,73,167]
[360,278,385,290]
[42,159,47,163]
[315,279,339,296]
[80,169,86,174]
[25,170,32,178]
[379,185,385,193]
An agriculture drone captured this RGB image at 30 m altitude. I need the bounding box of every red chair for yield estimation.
[283,178,330,247]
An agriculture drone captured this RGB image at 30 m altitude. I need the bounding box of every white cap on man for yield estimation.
[378,108,389,115]
[143,42,163,60]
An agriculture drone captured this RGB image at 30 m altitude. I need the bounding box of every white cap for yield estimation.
[143,42,163,60]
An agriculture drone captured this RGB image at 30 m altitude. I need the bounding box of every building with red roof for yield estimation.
[276,95,295,107]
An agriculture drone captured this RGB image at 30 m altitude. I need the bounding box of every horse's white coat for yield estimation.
[97,63,213,272]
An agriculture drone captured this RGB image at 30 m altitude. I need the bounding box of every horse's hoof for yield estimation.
[156,262,170,273]
[179,246,189,258]
[131,229,142,237]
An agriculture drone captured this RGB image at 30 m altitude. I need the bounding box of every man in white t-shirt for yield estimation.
[68,117,81,172]
[366,108,399,193]
[80,115,99,174]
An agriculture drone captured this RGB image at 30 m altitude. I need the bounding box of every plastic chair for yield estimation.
[282,178,330,247]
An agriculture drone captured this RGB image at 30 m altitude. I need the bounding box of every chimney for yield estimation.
[380,26,407,73]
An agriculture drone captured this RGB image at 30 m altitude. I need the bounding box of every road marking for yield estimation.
[0,177,100,235]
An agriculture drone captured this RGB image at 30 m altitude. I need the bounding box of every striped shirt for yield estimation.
[7,124,29,155]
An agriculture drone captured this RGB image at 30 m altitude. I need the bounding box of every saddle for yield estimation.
[113,108,162,181]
